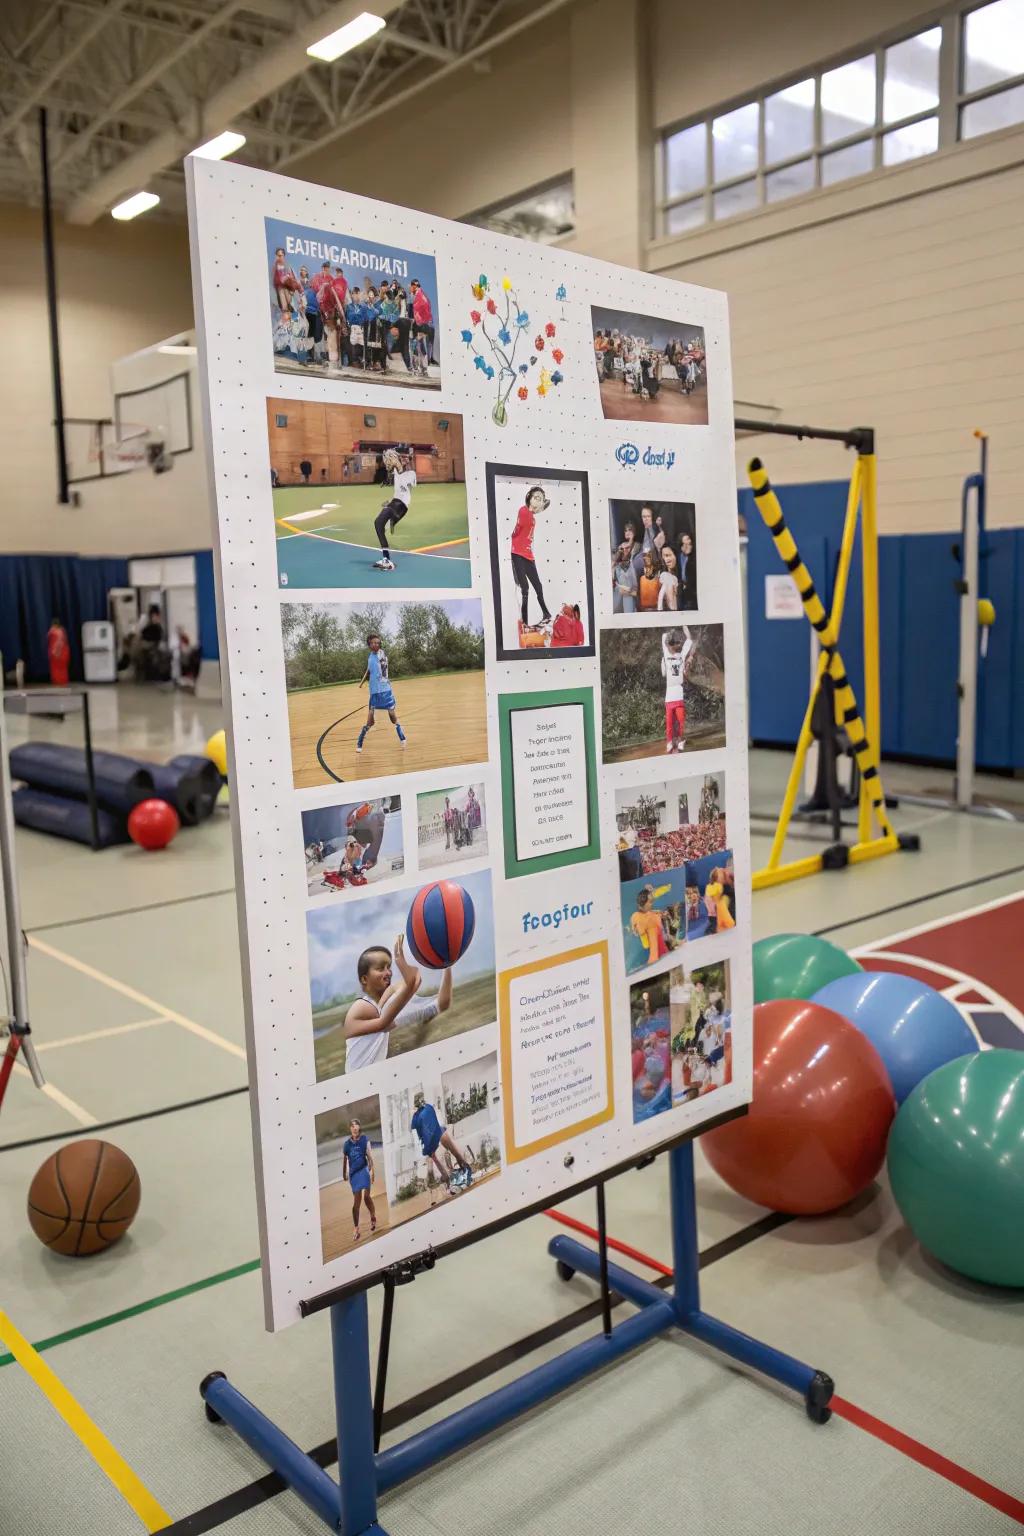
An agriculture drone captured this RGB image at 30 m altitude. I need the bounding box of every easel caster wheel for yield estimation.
[201,1370,227,1423]
[555,1260,576,1283]
[805,1370,834,1425]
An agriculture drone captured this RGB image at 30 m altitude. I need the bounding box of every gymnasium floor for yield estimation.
[1,684,1023,1535]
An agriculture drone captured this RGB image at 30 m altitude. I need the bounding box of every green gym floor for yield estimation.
[1,680,1022,1536]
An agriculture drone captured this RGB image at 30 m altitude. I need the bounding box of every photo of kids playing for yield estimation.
[302,797,403,897]
[614,773,727,883]
[315,1094,393,1262]
[265,217,441,389]
[669,961,733,1105]
[306,869,496,1082]
[629,986,673,1123]
[485,465,595,660]
[417,782,488,870]
[591,306,707,426]
[600,623,725,763]
[383,1052,502,1227]
[619,867,689,976]
[684,852,736,940]
[608,499,697,614]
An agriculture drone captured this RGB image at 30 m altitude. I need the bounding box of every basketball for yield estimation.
[127,798,180,850]
[28,1140,141,1257]
[406,880,476,968]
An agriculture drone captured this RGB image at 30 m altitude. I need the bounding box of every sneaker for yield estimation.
[373,557,395,570]
[355,743,363,754]
[399,736,407,749]
[666,742,674,754]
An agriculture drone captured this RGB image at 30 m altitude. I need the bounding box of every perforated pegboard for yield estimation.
[186,157,752,1331]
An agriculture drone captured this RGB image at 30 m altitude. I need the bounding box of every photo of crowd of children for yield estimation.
[316,1093,391,1261]
[302,797,403,897]
[485,465,595,660]
[269,399,470,589]
[609,499,697,614]
[383,1051,502,1227]
[591,306,708,425]
[306,867,496,1082]
[600,623,725,763]
[266,217,441,388]
[281,598,487,788]
[417,782,487,869]
[629,959,732,1123]
[615,773,726,882]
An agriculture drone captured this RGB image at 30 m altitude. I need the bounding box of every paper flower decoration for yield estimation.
[552,348,564,364]
[461,273,567,426]
[517,386,529,400]
[545,322,556,338]
[551,370,563,385]
[471,275,488,299]
[555,285,567,302]
[485,365,494,379]
[519,364,529,375]
[473,355,487,372]
[534,336,545,350]
[539,368,552,391]
[537,381,549,397]
[470,309,481,325]
[515,311,530,328]
[529,355,537,366]
[502,276,513,292]
[498,327,512,345]
[460,330,473,344]
[486,298,497,314]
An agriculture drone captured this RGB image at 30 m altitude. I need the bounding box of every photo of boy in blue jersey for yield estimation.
[411,1091,473,1193]
[342,1116,378,1242]
[357,631,407,755]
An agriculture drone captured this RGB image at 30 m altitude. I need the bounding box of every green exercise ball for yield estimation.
[752,933,862,1003]
[887,1050,1024,1288]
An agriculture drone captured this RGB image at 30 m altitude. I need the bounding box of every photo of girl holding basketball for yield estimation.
[342,935,452,1074]
[510,485,553,630]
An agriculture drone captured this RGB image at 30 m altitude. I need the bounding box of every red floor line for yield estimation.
[542,1209,674,1275]
[546,1210,1024,1526]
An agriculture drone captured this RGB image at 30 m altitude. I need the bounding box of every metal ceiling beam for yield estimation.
[387,29,458,62]
[0,0,133,144]
[64,0,405,223]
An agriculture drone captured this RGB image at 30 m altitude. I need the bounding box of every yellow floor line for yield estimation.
[27,935,246,1061]
[412,535,471,553]
[12,1059,98,1126]
[0,1309,171,1532]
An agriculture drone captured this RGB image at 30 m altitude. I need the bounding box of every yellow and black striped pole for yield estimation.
[747,457,896,875]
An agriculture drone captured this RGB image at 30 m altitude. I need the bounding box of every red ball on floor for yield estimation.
[127,798,180,850]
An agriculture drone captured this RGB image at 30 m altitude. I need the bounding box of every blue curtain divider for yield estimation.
[0,554,129,683]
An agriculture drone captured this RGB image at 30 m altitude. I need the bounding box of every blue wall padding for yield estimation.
[149,754,221,826]
[742,478,1024,769]
[192,549,220,661]
[9,743,154,814]
[0,554,129,682]
[12,787,128,847]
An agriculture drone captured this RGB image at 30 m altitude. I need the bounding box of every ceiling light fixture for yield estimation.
[191,130,247,161]
[111,191,160,220]
[307,10,385,63]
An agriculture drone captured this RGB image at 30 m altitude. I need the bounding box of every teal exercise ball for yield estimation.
[752,933,862,1003]
[812,970,979,1103]
[887,1050,1024,1287]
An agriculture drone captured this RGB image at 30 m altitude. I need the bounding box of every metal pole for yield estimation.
[331,1293,386,1536]
[955,440,983,811]
[81,690,101,851]
[0,677,45,1089]
[858,451,881,843]
[39,107,71,507]
[595,1182,612,1337]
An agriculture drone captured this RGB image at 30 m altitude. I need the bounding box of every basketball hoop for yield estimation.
[102,424,173,475]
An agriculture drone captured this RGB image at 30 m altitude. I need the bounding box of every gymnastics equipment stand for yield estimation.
[199,1138,834,1535]
[736,418,920,890]
[899,432,1017,823]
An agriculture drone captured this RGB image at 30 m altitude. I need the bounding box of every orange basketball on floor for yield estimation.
[27,1140,141,1256]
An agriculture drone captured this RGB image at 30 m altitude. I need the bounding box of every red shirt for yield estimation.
[511,506,535,560]
[310,269,333,296]
[412,288,432,325]
[331,273,349,307]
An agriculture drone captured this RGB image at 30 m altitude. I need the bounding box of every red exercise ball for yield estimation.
[702,999,895,1215]
[127,798,180,850]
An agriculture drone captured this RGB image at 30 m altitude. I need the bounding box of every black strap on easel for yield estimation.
[373,1271,396,1453]
[595,1182,612,1337]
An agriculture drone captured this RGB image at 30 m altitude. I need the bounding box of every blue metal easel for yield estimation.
[200,1140,833,1534]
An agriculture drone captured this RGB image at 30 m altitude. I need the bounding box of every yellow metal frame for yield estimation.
[750,451,902,891]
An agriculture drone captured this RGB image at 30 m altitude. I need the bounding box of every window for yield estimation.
[658,5,1024,236]
[464,175,575,245]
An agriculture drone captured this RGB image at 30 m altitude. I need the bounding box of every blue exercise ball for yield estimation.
[811,970,978,1104]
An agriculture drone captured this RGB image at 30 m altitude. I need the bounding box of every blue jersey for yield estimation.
[411,1103,442,1152]
[343,1134,369,1177]
[367,649,390,692]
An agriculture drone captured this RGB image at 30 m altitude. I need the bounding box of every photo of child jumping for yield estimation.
[382,1052,502,1229]
[372,447,417,571]
[662,627,694,754]
[485,464,595,660]
[411,1090,474,1193]
[357,631,408,756]
[600,623,725,763]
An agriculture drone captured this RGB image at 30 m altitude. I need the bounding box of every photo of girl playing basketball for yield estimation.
[342,1117,377,1242]
[411,1090,474,1194]
[342,934,452,1074]
[373,448,417,571]
[357,632,408,754]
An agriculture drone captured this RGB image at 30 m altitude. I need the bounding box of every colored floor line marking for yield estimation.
[0,1308,172,1532]
[0,1259,261,1371]
[557,1220,1024,1528]
[12,1058,98,1126]
[27,935,246,1061]
[830,1396,1024,1526]
[412,535,471,553]
[35,1017,170,1053]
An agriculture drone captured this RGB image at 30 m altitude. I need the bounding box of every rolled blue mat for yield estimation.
[12,786,128,847]
[149,754,222,827]
[9,743,153,815]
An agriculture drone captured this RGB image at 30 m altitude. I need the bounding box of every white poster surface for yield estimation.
[187,157,753,1329]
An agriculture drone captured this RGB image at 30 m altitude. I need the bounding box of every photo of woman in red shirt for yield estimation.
[510,486,553,628]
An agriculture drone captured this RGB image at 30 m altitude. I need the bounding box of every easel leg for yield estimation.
[333,1292,391,1536]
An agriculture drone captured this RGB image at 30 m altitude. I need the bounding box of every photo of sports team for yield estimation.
[600,623,725,763]
[630,959,732,1123]
[281,598,487,789]
[382,1051,502,1228]
[591,305,707,425]
[609,499,697,614]
[302,797,403,896]
[417,782,488,870]
[265,216,441,389]
[269,399,470,589]
[306,867,496,1082]
[485,465,595,659]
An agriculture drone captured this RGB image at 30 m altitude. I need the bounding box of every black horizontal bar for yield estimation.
[734,417,871,448]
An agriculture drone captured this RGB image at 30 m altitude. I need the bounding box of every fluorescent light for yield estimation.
[111,190,160,220]
[157,344,198,355]
[190,130,246,161]
[307,10,385,62]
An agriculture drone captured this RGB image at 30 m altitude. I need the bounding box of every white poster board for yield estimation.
[187,158,752,1330]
